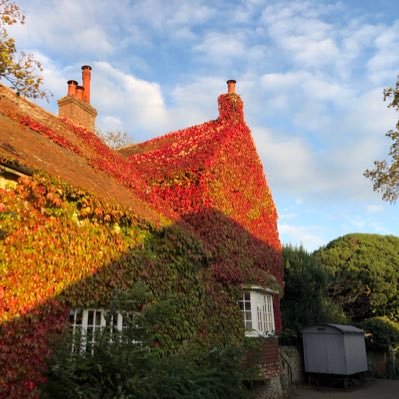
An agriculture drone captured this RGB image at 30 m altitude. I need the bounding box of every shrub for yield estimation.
[359,316,399,350]
[40,285,254,399]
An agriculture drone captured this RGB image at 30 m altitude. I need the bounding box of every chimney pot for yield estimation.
[81,65,92,103]
[76,85,84,100]
[67,80,78,97]
[227,79,236,94]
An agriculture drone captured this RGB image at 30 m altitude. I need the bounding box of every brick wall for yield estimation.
[57,96,97,132]
[244,336,281,379]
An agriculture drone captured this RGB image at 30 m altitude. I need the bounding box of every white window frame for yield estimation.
[239,286,276,337]
[69,308,125,353]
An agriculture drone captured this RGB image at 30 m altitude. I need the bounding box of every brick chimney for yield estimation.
[58,65,97,132]
[218,79,244,123]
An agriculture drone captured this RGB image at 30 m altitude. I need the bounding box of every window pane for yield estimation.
[69,310,75,324]
[88,310,94,325]
[95,311,102,326]
[122,315,128,331]
[75,309,82,325]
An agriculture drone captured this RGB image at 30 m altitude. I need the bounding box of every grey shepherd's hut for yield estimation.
[302,323,368,376]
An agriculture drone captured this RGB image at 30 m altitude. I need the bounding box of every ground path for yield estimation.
[292,379,399,399]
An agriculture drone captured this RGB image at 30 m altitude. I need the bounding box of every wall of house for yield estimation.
[0,169,281,398]
[244,337,281,378]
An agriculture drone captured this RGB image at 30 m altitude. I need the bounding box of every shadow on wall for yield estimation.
[0,204,283,399]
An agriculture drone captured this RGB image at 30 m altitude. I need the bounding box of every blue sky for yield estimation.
[7,0,399,251]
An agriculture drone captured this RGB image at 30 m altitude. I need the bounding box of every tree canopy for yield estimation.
[280,234,399,351]
[280,245,346,343]
[313,233,399,321]
[364,77,399,202]
[0,0,49,99]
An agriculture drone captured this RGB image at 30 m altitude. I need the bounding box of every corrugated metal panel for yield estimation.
[302,323,367,375]
[344,334,368,374]
[303,332,346,374]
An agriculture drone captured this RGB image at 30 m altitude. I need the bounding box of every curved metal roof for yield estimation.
[302,323,364,334]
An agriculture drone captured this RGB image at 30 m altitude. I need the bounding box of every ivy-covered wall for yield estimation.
[0,85,283,399]
[1,173,235,398]
[127,92,283,330]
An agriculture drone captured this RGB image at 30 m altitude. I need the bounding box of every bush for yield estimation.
[359,316,399,350]
[40,285,254,399]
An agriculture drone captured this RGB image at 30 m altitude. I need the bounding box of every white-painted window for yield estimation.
[239,289,275,337]
[69,309,125,353]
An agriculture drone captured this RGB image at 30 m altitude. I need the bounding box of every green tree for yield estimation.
[313,233,399,322]
[0,0,49,99]
[364,77,399,202]
[280,245,346,343]
[359,316,399,350]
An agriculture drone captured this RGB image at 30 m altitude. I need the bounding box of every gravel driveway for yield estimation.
[292,379,399,399]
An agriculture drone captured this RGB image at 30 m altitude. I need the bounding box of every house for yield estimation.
[0,67,284,399]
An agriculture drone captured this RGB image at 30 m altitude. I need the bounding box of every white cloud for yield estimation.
[164,2,215,26]
[98,116,125,133]
[252,127,323,194]
[252,123,391,202]
[261,2,340,67]
[111,0,215,43]
[91,62,168,136]
[367,21,399,83]
[168,77,223,127]
[366,204,384,213]
[338,23,382,76]
[278,223,326,251]
[193,31,246,62]
[284,36,339,67]
[349,216,366,229]
[91,67,225,138]
[341,88,397,137]
[261,71,353,104]
[14,0,114,58]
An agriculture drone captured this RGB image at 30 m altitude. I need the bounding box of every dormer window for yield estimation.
[239,287,275,337]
